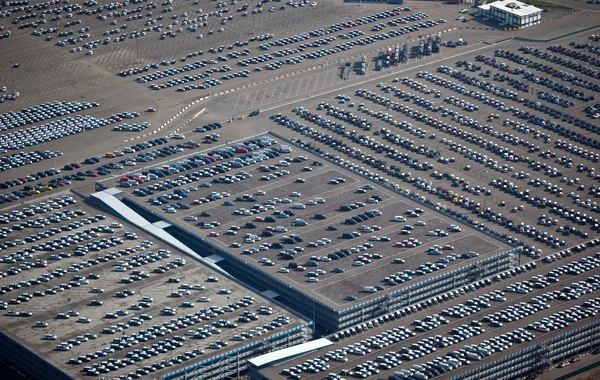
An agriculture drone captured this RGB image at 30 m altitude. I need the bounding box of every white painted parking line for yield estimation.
[260,86,275,107]
[301,76,312,95]
[232,96,241,115]
[259,91,267,107]
[286,80,297,99]
[331,68,337,86]
[240,93,251,112]
[270,85,277,102]
[250,89,264,111]
[277,83,287,102]
[294,78,303,97]
[321,70,330,90]
[312,72,321,93]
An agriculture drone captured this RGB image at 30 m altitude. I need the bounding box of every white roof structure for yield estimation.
[90,189,202,261]
[248,338,333,368]
[485,0,542,16]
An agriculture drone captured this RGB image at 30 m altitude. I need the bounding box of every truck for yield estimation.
[360,55,367,75]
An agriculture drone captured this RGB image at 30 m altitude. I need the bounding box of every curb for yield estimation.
[122,96,209,143]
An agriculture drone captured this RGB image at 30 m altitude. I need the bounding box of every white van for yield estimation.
[364,286,377,293]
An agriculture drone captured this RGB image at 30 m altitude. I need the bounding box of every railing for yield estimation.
[0,331,70,380]
[161,322,313,379]
[450,320,600,380]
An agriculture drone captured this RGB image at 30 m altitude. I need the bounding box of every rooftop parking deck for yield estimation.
[2,0,600,378]
[0,192,305,379]
[258,250,600,380]
[112,141,511,311]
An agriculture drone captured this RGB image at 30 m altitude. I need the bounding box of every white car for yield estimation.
[416,221,426,226]
[198,297,211,302]
[185,216,198,221]
[278,268,290,273]
[290,192,301,197]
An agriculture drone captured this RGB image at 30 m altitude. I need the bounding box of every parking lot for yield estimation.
[259,250,600,379]
[111,135,510,308]
[1,0,600,379]
[0,192,303,379]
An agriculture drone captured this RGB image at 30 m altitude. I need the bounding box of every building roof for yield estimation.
[248,338,333,368]
[90,189,203,260]
[486,0,542,16]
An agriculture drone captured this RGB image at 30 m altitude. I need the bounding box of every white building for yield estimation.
[478,0,542,28]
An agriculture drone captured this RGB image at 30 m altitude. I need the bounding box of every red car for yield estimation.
[443,245,455,250]
[209,232,219,237]
[147,107,156,112]
[395,242,405,248]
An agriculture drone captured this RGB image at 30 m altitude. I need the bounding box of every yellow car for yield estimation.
[29,189,41,194]
[42,185,54,191]
[105,152,116,158]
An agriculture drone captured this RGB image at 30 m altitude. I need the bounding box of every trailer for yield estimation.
[426,37,433,56]
[360,55,367,75]
[418,40,425,58]
[433,33,441,54]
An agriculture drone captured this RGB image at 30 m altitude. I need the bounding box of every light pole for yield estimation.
[10,61,18,93]
[251,0,255,35]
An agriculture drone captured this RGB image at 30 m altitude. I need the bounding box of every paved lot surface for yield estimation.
[260,250,600,379]
[114,145,510,308]
[0,192,304,379]
[1,0,600,379]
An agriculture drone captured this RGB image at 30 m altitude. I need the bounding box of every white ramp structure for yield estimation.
[90,188,204,262]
